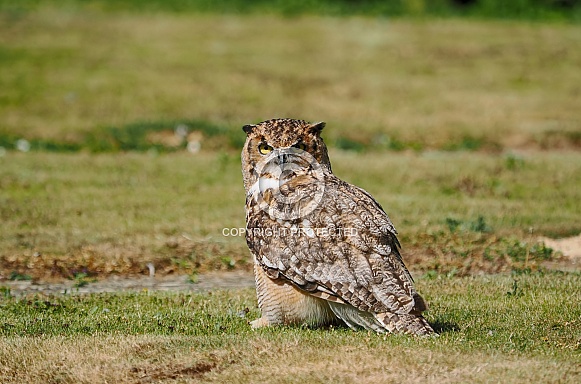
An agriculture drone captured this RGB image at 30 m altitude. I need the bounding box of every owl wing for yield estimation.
[246,175,423,316]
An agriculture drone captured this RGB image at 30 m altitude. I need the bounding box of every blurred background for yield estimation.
[1,0,580,284]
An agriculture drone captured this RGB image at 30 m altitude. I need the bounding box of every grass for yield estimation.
[0,272,579,383]
[0,151,250,280]
[1,6,580,383]
[0,11,580,152]
[1,4,579,282]
[1,150,579,281]
[2,0,581,21]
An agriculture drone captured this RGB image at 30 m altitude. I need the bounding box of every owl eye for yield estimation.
[293,143,307,151]
[258,143,274,155]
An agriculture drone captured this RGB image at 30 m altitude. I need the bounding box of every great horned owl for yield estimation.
[241,118,434,335]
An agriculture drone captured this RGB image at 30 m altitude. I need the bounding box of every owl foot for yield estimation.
[249,317,270,329]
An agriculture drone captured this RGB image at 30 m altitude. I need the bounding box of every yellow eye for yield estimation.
[258,143,273,155]
[293,143,307,151]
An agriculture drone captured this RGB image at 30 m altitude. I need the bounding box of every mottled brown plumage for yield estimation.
[242,118,434,335]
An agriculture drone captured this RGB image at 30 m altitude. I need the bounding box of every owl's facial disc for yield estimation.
[250,146,326,220]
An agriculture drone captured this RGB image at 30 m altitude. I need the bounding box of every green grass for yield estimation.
[2,0,581,21]
[0,272,579,383]
[1,151,579,280]
[0,151,250,279]
[0,6,580,382]
[0,11,580,152]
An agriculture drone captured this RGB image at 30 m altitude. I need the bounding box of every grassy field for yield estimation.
[1,272,580,383]
[2,0,581,20]
[1,10,580,151]
[0,150,579,281]
[1,4,581,383]
[0,7,580,280]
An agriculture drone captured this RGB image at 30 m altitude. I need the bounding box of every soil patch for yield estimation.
[2,270,255,296]
[539,234,581,270]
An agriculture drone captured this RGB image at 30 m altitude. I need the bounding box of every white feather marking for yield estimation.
[262,256,275,268]
[328,302,386,333]
[277,259,286,271]
[249,176,292,204]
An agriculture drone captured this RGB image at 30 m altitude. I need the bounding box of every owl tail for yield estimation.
[374,312,436,336]
[327,302,436,336]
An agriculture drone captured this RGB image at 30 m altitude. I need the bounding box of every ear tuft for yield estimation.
[242,124,256,134]
[308,121,326,134]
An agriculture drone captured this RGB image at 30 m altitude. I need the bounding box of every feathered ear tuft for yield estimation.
[242,124,256,135]
[308,121,326,134]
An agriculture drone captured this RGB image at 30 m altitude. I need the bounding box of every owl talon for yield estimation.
[250,317,270,329]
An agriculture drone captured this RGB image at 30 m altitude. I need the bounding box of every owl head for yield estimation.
[241,118,332,193]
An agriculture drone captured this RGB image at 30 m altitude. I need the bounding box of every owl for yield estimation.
[241,118,434,335]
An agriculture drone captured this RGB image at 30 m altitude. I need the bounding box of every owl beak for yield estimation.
[277,152,290,165]
[271,149,308,172]
[270,149,291,166]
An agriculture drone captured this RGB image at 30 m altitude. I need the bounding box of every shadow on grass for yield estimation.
[430,319,461,334]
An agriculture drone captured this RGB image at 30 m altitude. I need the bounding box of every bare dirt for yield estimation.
[539,234,581,271]
[540,235,581,260]
[3,270,255,297]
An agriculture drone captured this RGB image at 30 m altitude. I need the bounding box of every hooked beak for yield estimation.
[273,147,303,166]
[277,151,291,165]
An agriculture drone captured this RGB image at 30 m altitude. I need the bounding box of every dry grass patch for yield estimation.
[0,335,222,383]
[0,334,577,384]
